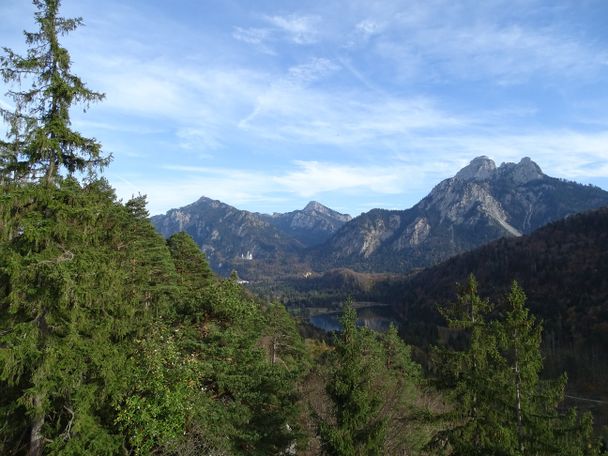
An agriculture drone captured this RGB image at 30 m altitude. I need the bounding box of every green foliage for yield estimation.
[317,303,426,455]
[0,0,109,182]
[432,277,598,455]
[115,325,193,455]
[191,280,302,455]
[263,302,308,371]
[0,178,178,454]
[167,231,212,317]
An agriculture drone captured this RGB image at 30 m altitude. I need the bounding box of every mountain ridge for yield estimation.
[313,156,608,272]
[151,199,351,275]
[151,157,608,278]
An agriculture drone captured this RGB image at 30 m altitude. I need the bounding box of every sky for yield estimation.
[1,0,608,217]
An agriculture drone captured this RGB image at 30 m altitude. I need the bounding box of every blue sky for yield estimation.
[1,0,608,216]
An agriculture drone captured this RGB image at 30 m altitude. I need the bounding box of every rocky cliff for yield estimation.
[313,156,608,272]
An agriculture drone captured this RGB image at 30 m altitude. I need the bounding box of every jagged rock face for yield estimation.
[151,197,305,274]
[315,157,608,272]
[150,198,351,276]
[151,156,608,276]
[263,201,352,247]
[454,155,496,181]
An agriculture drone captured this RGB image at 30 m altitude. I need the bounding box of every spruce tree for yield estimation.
[432,274,506,455]
[318,304,386,455]
[433,277,598,455]
[0,3,177,453]
[495,282,597,455]
[0,0,109,182]
[317,303,426,455]
[0,180,179,455]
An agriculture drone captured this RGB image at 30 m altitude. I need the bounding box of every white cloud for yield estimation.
[232,26,271,45]
[371,5,608,84]
[395,129,608,182]
[231,26,276,54]
[124,160,428,214]
[287,58,340,84]
[356,19,382,38]
[274,160,404,196]
[176,128,221,153]
[239,86,466,145]
[264,14,320,44]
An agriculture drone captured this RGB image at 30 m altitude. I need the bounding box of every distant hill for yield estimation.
[386,206,608,339]
[312,156,608,272]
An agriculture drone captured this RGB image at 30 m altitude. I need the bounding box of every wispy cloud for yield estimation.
[239,88,467,145]
[232,26,276,54]
[274,160,404,196]
[264,14,321,45]
[287,58,340,84]
[232,26,271,45]
[369,3,608,84]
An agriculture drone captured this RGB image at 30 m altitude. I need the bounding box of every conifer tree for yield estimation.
[495,282,597,455]
[166,231,212,317]
[263,302,307,370]
[166,279,302,455]
[433,277,598,455]
[0,180,179,455]
[0,0,109,182]
[317,303,426,455]
[318,304,386,455]
[431,274,505,454]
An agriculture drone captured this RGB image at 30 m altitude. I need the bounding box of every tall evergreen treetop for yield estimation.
[0,0,109,182]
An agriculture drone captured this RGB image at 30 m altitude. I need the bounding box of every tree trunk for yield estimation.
[514,347,525,455]
[28,394,45,456]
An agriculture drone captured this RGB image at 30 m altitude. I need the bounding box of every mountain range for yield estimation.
[150,197,351,275]
[151,156,608,278]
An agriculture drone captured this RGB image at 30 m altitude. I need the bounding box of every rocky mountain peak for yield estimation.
[303,201,326,213]
[498,157,544,185]
[454,156,497,182]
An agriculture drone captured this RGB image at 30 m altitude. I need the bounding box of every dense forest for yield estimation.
[0,1,604,454]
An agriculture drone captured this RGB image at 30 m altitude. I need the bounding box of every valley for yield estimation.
[152,158,608,433]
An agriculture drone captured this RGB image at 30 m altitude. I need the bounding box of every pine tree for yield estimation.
[263,302,307,370]
[166,231,212,317]
[0,0,109,182]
